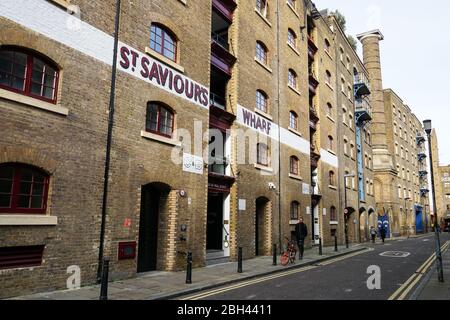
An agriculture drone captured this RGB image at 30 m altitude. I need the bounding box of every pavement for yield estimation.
[10,244,366,300]
[412,232,450,300]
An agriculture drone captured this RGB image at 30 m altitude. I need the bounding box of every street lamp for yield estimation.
[344,173,356,249]
[423,119,444,282]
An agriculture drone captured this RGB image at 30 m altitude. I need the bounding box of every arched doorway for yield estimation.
[359,207,367,243]
[368,208,376,230]
[137,182,171,273]
[345,207,356,244]
[255,197,271,256]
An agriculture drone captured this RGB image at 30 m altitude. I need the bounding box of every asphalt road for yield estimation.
[180,233,450,300]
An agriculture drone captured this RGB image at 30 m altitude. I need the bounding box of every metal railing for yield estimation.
[210,92,226,109]
[355,98,372,115]
[211,32,229,51]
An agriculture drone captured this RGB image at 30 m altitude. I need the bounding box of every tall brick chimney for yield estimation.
[357,30,394,172]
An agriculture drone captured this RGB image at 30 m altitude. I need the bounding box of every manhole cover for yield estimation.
[380,251,410,257]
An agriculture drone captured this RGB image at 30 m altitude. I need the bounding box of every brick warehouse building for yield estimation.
[0,0,430,298]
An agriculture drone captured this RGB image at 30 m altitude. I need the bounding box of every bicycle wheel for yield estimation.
[289,250,297,263]
[280,252,290,266]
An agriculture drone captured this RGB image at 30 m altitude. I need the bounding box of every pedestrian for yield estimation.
[379,226,386,244]
[370,226,377,243]
[295,217,308,260]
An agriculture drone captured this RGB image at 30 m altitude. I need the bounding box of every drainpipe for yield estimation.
[97,0,121,282]
[276,0,282,251]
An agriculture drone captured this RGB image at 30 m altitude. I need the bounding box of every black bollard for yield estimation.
[334,235,338,252]
[186,251,192,284]
[272,244,277,266]
[319,238,323,255]
[237,247,243,273]
[99,258,110,300]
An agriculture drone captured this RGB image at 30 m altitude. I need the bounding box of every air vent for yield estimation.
[0,245,45,270]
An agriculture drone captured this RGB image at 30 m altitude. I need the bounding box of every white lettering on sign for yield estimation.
[182,153,204,175]
[118,44,209,109]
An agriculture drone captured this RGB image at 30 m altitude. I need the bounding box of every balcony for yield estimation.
[309,71,319,94]
[308,36,318,57]
[309,105,319,121]
[418,167,428,178]
[418,149,427,161]
[212,0,237,23]
[210,92,226,110]
[309,120,318,131]
[420,186,430,197]
[208,156,230,176]
[310,147,321,169]
[355,98,372,124]
[353,72,371,97]
[211,32,236,76]
[416,134,426,145]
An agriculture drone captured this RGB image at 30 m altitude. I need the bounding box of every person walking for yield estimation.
[370,226,377,243]
[379,226,386,244]
[295,218,308,260]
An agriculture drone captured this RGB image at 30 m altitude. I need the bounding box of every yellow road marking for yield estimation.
[389,240,450,300]
[180,249,371,300]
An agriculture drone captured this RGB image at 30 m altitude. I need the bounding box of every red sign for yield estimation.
[123,218,131,228]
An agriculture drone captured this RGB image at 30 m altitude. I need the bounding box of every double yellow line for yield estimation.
[388,240,450,300]
[180,249,371,300]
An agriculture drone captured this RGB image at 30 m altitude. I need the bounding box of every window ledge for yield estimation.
[325,83,334,91]
[0,88,68,116]
[141,130,181,147]
[255,9,272,27]
[290,219,300,225]
[287,42,300,56]
[288,85,301,96]
[0,215,57,226]
[254,58,273,73]
[329,185,338,190]
[330,221,339,226]
[177,0,187,5]
[325,50,333,60]
[254,163,273,173]
[145,47,185,73]
[254,108,273,121]
[48,0,71,10]
[286,2,299,18]
[326,115,335,123]
[327,149,336,156]
[289,173,303,181]
[288,127,302,137]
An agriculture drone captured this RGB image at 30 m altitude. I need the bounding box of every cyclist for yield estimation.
[295,217,308,260]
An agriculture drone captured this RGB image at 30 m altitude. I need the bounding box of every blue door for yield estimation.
[378,214,391,238]
[415,208,423,233]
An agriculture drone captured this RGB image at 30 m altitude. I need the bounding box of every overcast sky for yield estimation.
[317,0,450,165]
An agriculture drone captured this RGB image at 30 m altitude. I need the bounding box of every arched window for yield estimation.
[324,38,331,53]
[150,24,177,62]
[146,102,174,137]
[349,113,353,129]
[0,47,59,103]
[287,29,297,48]
[256,41,268,65]
[289,111,298,130]
[343,138,348,155]
[326,70,332,85]
[290,156,299,175]
[288,69,297,88]
[342,107,347,124]
[329,170,335,186]
[256,0,268,17]
[330,206,337,222]
[256,90,268,113]
[328,135,334,151]
[0,163,49,214]
[290,201,299,220]
[327,103,333,117]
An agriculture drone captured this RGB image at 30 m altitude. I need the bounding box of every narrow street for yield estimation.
[179,234,450,300]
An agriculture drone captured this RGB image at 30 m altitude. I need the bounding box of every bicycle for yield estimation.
[280,237,297,266]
